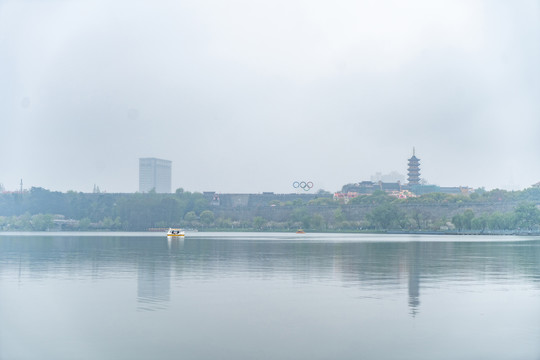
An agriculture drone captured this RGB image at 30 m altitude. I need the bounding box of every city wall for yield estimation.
[205,193,521,223]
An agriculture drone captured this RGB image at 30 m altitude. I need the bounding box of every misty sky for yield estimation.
[1,0,539,194]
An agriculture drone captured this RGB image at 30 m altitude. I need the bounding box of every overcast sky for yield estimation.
[1,0,539,194]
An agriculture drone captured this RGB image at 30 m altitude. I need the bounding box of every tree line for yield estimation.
[1,187,539,232]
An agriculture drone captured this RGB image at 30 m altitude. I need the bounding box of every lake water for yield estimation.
[1,232,539,360]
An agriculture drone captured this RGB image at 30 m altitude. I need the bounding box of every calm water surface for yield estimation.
[1,232,539,360]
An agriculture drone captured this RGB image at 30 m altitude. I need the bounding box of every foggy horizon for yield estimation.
[2,1,539,194]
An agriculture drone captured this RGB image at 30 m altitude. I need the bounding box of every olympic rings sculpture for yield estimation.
[293,181,314,191]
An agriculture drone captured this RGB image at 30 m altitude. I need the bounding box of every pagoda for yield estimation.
[407,148,421,185]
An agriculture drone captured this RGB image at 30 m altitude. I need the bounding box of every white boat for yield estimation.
[167,228,185,237]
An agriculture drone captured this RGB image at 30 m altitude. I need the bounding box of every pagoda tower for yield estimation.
[407,148,421,185]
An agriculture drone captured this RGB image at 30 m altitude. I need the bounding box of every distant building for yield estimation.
[333,192,359,204]
[408,184,470,195]
[371,171,405,183]
[341,181,402,194]
[407,148,421,185]
[139,158,172,193]
[339,148,472,198]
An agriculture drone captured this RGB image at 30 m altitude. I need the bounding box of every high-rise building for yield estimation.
[407,148,421,185]
[139,158,172,193]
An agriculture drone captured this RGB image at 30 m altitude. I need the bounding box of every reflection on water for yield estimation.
[2,234,540,313]
[137,254,170,311]
[1,233,539,359]
[408,244,421,316]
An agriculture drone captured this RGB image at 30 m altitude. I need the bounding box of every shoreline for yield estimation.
[1,229,539,236]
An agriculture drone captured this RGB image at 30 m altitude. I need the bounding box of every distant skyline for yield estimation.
[1,1,539,194]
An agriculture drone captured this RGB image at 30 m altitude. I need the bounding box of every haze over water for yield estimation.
[1,233,539,359]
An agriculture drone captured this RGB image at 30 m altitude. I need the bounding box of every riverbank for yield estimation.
[2,228,540,236]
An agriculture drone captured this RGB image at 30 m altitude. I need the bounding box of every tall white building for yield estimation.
[139,158,172,193]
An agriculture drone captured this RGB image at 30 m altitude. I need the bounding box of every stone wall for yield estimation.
[205,192,332,208]
[208,196,521,223]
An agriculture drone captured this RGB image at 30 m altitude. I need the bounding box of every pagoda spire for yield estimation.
[407,148,421,185]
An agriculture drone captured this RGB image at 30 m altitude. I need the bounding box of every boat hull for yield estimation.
[167,228,185,237]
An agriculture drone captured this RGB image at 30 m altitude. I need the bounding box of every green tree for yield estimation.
[199,210,215,227]
[367,203,404,229]
[30,214,53,231]
[462,209,475,230]
[184,211,197,222]
[253,216,266,230]
[79,217,91,230]
[409,209,427,230]
[370,190,392,204]
[102,217,115,229]
[452,213,464,231]
[452,209,475,230]
[215,217,233,229]
[471,216,487,231]
[514,202,540,230]
[310,213,325,231]
[307,197,334,206]
[316,189,331,195]
[291,208,310,229]
[292,198,304,207]
[486,212,505,230]
[333,208,346,223]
